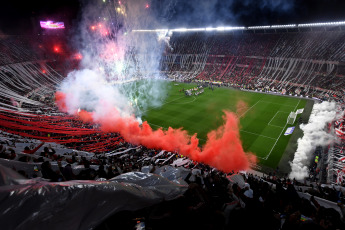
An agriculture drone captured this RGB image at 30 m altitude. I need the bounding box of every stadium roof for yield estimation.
[133,21,345,33]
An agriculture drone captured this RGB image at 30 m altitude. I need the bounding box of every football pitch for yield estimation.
[142,82,311,169]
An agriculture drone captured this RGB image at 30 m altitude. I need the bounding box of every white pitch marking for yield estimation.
[268,111,281,126]
[239,99,261,118]
[268,124,285,128]
[268,111,289,127]
[240,129,277,140]
[264,99,301,160]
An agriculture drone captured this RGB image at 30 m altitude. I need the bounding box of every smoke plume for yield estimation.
[55,91,256,172]
[289,101,338,180]
[55,0,256,172]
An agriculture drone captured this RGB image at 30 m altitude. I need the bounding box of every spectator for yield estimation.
[243,183,253,199]
[97,164,107,179]
[41,161,60,182]
[61,164,76,181]
[41,145,57,160]
[77,160,96,180]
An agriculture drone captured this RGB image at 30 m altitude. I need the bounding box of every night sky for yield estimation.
[166,0,345,27]
[0,0,345,34]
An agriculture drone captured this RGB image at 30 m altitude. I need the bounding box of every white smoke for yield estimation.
[289,101,339,180]
[59,69,134,119]
[58,0,169,119]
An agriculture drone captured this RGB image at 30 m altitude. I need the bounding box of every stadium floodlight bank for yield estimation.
[132,21,345,33]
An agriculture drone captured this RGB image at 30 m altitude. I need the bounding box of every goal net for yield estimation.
[287,112,297,125]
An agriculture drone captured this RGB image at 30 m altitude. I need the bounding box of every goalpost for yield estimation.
[287,112,297,125]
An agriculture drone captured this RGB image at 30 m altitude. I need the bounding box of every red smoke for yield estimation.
[236,100,248,117]
[55,91,68,112]
[55,91,256,172]
[78,110,94,123]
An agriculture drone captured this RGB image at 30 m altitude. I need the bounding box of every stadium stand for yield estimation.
[163,30,345,102]
[0,29,345,229]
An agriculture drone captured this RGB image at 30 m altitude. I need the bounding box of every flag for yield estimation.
[296,108,304,114]
[284,127,295,136]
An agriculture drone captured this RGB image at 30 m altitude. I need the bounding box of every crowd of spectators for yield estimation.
[164,30,345,98]
[0,108,344,229]
[168,30,345,61]
[1,30,345,229]
[0,35,43,65]
[2,128,345,229]
[326,104,345,184]
[94,169,345,230]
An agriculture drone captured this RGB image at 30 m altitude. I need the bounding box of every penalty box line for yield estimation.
[268,111,290,128]
[239,129,277,141]
[263,99,301,161]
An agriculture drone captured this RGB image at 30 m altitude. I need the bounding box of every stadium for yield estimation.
[0,0,345,229]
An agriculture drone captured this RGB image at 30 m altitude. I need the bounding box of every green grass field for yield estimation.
[142,82,309,169]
